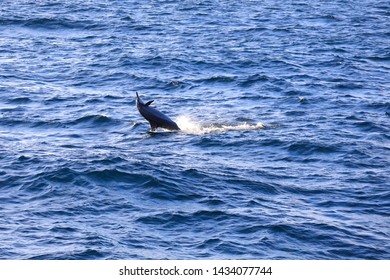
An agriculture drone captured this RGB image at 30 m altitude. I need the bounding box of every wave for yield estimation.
[176,116,264,135]
[69,115,119,128]
[0,116,64,129]
[8,97,32,104]
[0,17,100,31]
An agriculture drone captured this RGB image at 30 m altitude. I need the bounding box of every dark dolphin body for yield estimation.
[136,92,180,131]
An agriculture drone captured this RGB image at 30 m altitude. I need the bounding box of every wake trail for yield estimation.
[175,115,264,135]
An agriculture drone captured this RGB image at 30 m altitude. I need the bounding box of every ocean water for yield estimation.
[0,0,389,260]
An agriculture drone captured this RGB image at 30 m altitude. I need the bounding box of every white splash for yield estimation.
[176,115,264,135]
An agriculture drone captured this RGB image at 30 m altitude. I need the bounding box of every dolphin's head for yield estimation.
[136,92,143,107]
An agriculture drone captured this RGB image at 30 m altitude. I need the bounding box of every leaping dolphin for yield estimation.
[136,92,180,131]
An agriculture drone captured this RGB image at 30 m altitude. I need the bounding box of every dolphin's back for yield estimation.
[139,106,180,130]
[136,93,180,131]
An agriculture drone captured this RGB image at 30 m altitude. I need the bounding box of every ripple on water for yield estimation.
[0,0,389,260]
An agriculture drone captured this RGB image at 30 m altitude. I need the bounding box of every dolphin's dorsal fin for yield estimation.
[145,100,154,106]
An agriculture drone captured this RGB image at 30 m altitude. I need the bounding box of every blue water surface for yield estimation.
[0,0,389,259]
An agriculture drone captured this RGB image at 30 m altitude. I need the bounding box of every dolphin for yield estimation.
[136,92,180,131]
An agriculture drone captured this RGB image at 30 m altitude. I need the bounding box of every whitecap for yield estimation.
[176,115,264,135]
